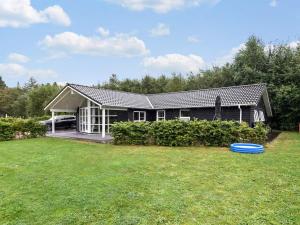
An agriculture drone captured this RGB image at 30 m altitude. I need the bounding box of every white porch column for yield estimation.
[51,111,55,134]
[107,109,110,134]
[102,108,106,138]
[87,100,91,133]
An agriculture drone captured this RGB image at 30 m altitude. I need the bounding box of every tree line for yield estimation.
[99,36,300,130]
[0,36,299,130]
[0,77,60,118]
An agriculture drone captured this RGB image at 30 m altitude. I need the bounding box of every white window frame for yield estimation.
[179,109,191,121]
[133,111,146,122]
[156,110,165,121]
[254,109,265,122]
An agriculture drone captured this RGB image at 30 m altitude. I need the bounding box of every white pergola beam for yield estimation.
[87,100,91,133]
[102,108,106,138]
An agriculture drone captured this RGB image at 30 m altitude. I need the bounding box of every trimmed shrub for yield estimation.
[150,120,193,146]
[111,121,152,145]
[0,121,15,141]
[0,117,47,141]
[111,120,269,147]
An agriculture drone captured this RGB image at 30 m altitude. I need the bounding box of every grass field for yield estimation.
[0,132,299,224]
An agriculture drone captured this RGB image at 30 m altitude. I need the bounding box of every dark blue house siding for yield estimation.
[121,105,254,125]
[165,109,180,120]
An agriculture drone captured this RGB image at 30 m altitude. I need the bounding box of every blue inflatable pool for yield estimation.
[230,143,264,154]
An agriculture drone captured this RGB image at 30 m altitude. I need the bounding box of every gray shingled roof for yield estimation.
[69,84,152,109]
[68,83,267,109]
[147,84,267,109]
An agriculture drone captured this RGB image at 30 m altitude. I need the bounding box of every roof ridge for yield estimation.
[146,83,266,96]
[67,83,148,97]
[68,83,266,97]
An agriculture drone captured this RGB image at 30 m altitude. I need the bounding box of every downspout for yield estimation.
[238,104,242,123]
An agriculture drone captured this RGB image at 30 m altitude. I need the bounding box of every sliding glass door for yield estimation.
[79,104,117,134]
[79,107,88,132]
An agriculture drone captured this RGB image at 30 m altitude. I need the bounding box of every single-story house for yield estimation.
[44,83,272,138]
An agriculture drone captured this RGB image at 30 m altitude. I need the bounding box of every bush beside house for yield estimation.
[111,120,269,147]
[0,118,47,141]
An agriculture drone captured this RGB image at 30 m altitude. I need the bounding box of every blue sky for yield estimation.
[0,0,299,87]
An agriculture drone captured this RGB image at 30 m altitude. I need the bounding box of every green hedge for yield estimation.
[0,118,47,141]
[111,120,269,147]
[111,121,152,145]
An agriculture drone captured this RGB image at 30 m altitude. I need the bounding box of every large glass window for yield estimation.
[79,105,118,134]
[156,110,165,121]
[133,111,146,122]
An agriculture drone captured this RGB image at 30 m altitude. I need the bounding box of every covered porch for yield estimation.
[44,85,127,139]
[46,130,113,143]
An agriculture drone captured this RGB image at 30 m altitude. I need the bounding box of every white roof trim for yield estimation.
[44,85,101,111]
[146,96,154,109]
[44,85,69,111]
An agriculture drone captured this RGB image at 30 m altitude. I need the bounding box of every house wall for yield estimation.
[166,106,251,124]
[76,106,254,130]
[125,107,253,124]
[165,106,252,124]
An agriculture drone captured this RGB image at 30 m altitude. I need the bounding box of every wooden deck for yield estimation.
[46,130,113,143]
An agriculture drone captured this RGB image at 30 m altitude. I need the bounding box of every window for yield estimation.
[133,111,146,122]
[254,109,265,122]
[254,110,259,122]
[156,110,165,121]
[259,110,265,122]
[180,109,190,121]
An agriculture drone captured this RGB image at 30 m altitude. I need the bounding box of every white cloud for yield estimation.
[0,0,71,28]
[264,40,300,52]
[212,43,245,66]
[57,81,67,86]
[97,27,110,37]
[39,31,149,57]
[41,5,71,26]
[0,63,57,80]
[143,54,205,73]
[106,0,220,13]
[150,23,170,37]
[8,53,30,63]
[288,41,300,49]
[187,36,200,43]
[269,0,277,7]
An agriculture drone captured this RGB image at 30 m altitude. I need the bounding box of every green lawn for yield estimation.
[0,133,299,224]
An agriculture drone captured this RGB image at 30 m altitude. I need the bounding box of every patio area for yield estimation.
[46,130,113,143]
